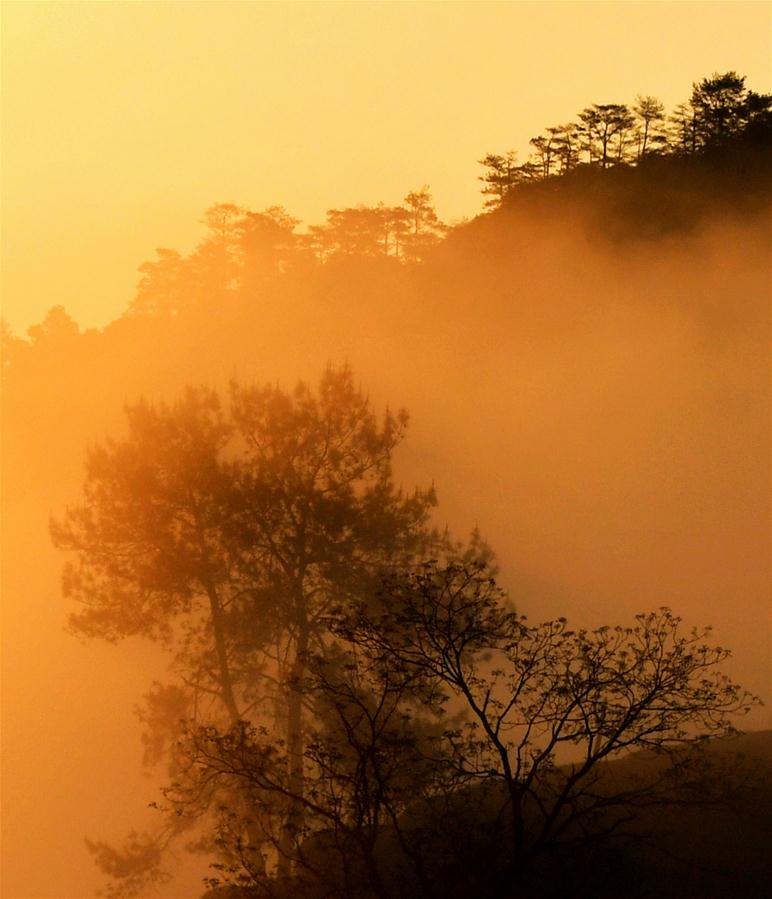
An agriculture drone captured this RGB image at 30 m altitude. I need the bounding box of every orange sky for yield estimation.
[2,1,770,333]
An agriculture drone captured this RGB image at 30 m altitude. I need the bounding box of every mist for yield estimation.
[2,158,771,897]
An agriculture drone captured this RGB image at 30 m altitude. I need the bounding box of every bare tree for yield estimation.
[188,562,756,897]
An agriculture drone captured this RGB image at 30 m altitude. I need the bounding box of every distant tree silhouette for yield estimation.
[578,104,635,168]
[238,206,299,292]
[669,99,700,155]
[190,203,245,304]
[478,151,521,207]
[129,204,300,316]
[550,123,581,174]
[378,202,413,258]
[529,130,560,180]
[691,71,748,147]
[130,248,193,317]
[632,95,667,158]
[1,318,27,378]
[401,187,445,261]
[307,205,392,259]
[744,88,772,140]
[26,305,80,343]
[303,193,441,262]
[478,71,769,208]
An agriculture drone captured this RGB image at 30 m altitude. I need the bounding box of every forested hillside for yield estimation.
[2,71,770,899]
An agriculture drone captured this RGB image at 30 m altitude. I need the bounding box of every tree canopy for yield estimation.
[478,70,771,206]
[52,367,440,893]
[183,562,757,898]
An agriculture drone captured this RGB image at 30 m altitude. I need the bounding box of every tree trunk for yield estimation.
[206,584,268,875]
[205,583,240,722]
[277,608,309,876]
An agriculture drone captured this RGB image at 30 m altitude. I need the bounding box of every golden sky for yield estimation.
[2,0,770,332]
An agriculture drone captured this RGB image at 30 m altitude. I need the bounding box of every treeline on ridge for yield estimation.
[3,70,771,348]
[479,70,772,201]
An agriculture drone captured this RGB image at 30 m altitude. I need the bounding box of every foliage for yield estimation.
[8,71,767,340]
[479,70,771,207]
[478,151,522,206]
[85,831,173,899]
[578,104,636,168]
[632,96,667,158]
[26,305,80,343]
[52,367,440,893]
[691,71,749,146]
[306,189,444,262]
[184,562,756,897]
[400,187,446,261]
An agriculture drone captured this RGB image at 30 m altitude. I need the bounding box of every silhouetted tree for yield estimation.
[400,188,445,262]
[578,104,635,168]
[130,248,193,317]
[669,99,700,155]
[529,132,558,180]
[551,123,581,174]
[478,151,521,206]
[307,206,393,260]
[691,71,747,147]
[238,206,300,292]
[182,637,445,896]
[744,89,772,140]
[1,318,27,378]
[476,71,768,207]
[26,305,80,344]
[187,562,756,897]
[632,95,667,158]
[189,203,245,304]
[379,203,412,258]
[52,367,438,893]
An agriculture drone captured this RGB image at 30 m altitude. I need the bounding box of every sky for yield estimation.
[2,1,770,333]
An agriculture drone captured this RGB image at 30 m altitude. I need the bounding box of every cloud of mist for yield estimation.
[2,197,769,897]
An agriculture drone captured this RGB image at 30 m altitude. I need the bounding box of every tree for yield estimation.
[130,248,194,317]
[529,125,579,180]
[306,206,392,260]
[238,206,300,293]
[191,203,246,303]
[303,202,416,262]
[744,89,772,140]
[529,133,557,180]
[632,95,667,158]
[378,203,412,259]
[338,563,757,890]
[52,367,438,893]
[400,188,445,262]
[181,634,443,897]
[189,562,757,897]
[691,71,747,147]
[550,124,581,175]
[26,305,80,344]
[1,318,26,377]
[128,204,304,317]
[478,151,521,207]
[578,104,635,168]
[669,99,700,155]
